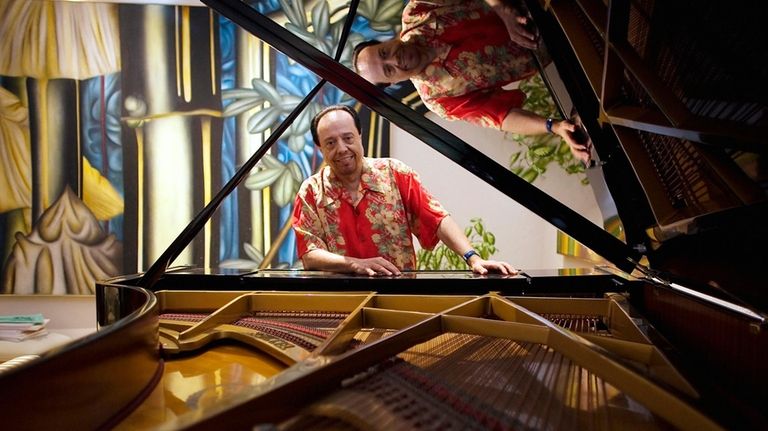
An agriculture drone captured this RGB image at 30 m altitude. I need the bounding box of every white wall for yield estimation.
[390,113,605,270]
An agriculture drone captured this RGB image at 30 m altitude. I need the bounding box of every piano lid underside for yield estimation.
[533,0,768,311]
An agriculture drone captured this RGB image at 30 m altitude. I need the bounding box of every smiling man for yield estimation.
[353,0,591,164]
[291,104,516,276]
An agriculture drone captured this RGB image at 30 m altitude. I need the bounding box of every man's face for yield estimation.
[357,38,432,84]
[316,109,364,178]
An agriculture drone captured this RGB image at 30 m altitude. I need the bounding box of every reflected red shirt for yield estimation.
[292,158,448,270]
[402,0,542,128]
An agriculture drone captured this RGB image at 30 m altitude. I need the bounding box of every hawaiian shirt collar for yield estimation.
[359,158,388,194]
[320,158,387,208]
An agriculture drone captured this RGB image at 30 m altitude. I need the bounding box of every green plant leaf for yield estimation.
[532,145,554,157]
[521,168,538,183]
[418,218,498,270]
[474,220,484,235]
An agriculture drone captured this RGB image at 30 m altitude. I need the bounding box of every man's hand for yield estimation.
[347,256,401,276]
[468,257,518,275]
[490,2,538,49]
[552,119,592,165]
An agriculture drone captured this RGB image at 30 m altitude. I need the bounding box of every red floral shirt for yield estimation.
[292,158,448,270]
[402,0,542,128]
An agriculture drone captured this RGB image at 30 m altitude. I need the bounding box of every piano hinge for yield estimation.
[627,258,766,329]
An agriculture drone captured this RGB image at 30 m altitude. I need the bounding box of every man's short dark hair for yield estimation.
[352,40,382,74]
[310,104,362,147]
[352,40,391,87]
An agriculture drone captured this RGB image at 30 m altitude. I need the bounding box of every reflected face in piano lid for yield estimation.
[316,109,365,179]
[356,38,434,85]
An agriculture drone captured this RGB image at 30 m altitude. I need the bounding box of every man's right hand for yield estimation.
[552,119,592,165]
[347,256,402,276]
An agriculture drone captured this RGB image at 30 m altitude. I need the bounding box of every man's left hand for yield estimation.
[491,3,538,49]
[469,258,518,275]
[552,119,592,165]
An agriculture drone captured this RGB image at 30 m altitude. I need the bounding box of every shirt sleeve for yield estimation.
[426,87,527,129]
[291,182,328,258]
[390,160,449,250]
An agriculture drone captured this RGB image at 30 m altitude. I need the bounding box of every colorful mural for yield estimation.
[0,0,406,294]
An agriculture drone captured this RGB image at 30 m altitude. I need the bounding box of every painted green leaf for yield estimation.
[261,153,283,169]
[287,160,304,183]
[247,106,281,133]
[376,0,406,20]
[279,0,306,27]
[245,167,283,190]
[222,97,264,117]
[285,23,317,47]
[288,134,305,153]
[250,78,282,105]
[243,242,264,264]
[222,88,263,99]
[273,169,298,207]
[281,95,302,111]
[311,1,330,38]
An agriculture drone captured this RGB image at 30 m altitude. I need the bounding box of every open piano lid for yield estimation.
[130,0,766,318]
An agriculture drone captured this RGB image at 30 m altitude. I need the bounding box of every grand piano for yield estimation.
[1,0,766,429]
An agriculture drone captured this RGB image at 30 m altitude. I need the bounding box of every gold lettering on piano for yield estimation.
[249,332,294,350]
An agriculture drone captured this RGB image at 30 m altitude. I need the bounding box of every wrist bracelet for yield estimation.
[546,118,554,134]
[463,249,479,264]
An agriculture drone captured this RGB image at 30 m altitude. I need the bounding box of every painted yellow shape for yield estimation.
[0,87,31,213]
[0,0,120,79]
[82,156,124,221]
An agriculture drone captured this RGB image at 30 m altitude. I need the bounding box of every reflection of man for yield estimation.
[291,105,516,276]
[353,0,590,164]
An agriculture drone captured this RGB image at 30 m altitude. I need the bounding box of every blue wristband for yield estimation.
[546,118,554,134]
[463,249,479,264]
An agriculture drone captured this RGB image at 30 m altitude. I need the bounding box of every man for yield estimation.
[291,104,516,276]
[353,0,591,164]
